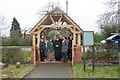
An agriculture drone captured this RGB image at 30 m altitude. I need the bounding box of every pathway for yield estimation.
[24,63,73,78]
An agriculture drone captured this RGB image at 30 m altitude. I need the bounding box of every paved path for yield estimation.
[24,63,73,78]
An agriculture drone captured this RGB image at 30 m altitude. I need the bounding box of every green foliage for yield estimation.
[21,51,31,64]
[94,33,105,43]
[100,24,120,38]
[2,37,12,46]
[10,17,21,37]
[2,47,32,64]
[2,34,32,46]
[47,30,60,39]
[73,63,118,78]
[19,35,32,46]
[86,44,118,63]
[46,29,72,40]
[2,48,23,64]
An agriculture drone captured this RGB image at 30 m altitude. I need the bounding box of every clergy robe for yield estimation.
[54,40,61,61]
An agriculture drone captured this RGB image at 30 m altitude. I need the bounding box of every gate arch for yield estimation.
[30,7,83,65]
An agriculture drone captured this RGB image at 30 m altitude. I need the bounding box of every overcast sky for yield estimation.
[0,0,107,36]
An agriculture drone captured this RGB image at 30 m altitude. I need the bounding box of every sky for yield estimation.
[0,0,107,36]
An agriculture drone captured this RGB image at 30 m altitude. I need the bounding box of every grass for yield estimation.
[1,64,34,79]
[73,63,119,78]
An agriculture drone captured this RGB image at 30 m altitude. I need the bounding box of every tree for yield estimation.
[37,2,61,18]
[98,0,119,25]
[98,0,120,37]
[10,17,21,37]
[94,33,105,43]
[100,24,120,38]
[0,15,5,27]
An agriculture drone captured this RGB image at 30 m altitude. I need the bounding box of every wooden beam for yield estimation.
[57,16,62,25]
[72,28,76,65]
[40,24,73,28]
[32,34,36,65]
[75,31,81,34]
[50,15,55,24]
[37,31,40,48]
[77,33,81,46]
[64,14,83,33]
[30,15,48,34]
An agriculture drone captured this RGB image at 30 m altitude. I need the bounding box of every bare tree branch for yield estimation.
[37,1,61,18]
[98,0,119,25]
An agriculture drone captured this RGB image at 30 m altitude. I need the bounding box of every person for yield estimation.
[39,38,46,62]
[62,37,68,63]
[54,37,61,61]
[47,39,54,61]
[59,35,63,60]
[68,35,72,61]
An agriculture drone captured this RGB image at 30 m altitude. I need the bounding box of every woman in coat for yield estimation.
[62,37,68,63]
[47,39,54,61]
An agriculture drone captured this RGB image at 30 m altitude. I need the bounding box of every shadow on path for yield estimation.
[24,63,73,78]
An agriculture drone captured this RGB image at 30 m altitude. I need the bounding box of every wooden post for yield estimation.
[37,32,40,48]
[78,33,81,46]
[37,31,41,63]
[72,28,76,65]
[32,34,36,65]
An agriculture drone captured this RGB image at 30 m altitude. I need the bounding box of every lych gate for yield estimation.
[30,7,83,65]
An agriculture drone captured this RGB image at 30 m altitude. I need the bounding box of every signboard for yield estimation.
[83,31,94,71]
[83,31,94,46]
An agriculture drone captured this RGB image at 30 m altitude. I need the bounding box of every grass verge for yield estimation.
[2,64,34,79]
[73,63,118,78]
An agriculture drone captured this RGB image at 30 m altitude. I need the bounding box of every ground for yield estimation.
[1,64,34,79]
[25,63,72,78]
[73,63,118,78]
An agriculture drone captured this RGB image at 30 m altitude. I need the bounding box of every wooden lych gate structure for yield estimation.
[30,7,83,65]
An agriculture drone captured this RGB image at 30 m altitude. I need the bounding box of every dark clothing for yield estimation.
[54,40,62,61]
[39,41,46,61]
[40,49,45,61]
[52,40,56,50]
[68,40,72,61]
[62,52,68,63]
[68,40,72,49]
[40,41,46,50]
[59,39,63,48]
[68,48,72,61]
[62,39,68,62]
[59,39,63,60]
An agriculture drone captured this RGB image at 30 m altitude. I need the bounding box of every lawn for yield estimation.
[1,64,34,79]
[73,63,119,78]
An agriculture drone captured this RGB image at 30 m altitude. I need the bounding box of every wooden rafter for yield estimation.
[64,14,83,33]
[57,16,62,24]
[30,15,49,34]
[50,15,55,24]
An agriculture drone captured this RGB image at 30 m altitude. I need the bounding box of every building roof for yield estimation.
[30,7,83,33]
[47,7,65,14]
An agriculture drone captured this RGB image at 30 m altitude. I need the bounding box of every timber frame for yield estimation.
[30,7,83,65]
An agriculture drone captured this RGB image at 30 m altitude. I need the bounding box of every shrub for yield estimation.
[2,47,31,64]
[85,44,118,63]
[21,51,31,64]
[2,48,23,64]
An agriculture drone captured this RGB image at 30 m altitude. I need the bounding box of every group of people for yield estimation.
[39,35,72,63]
